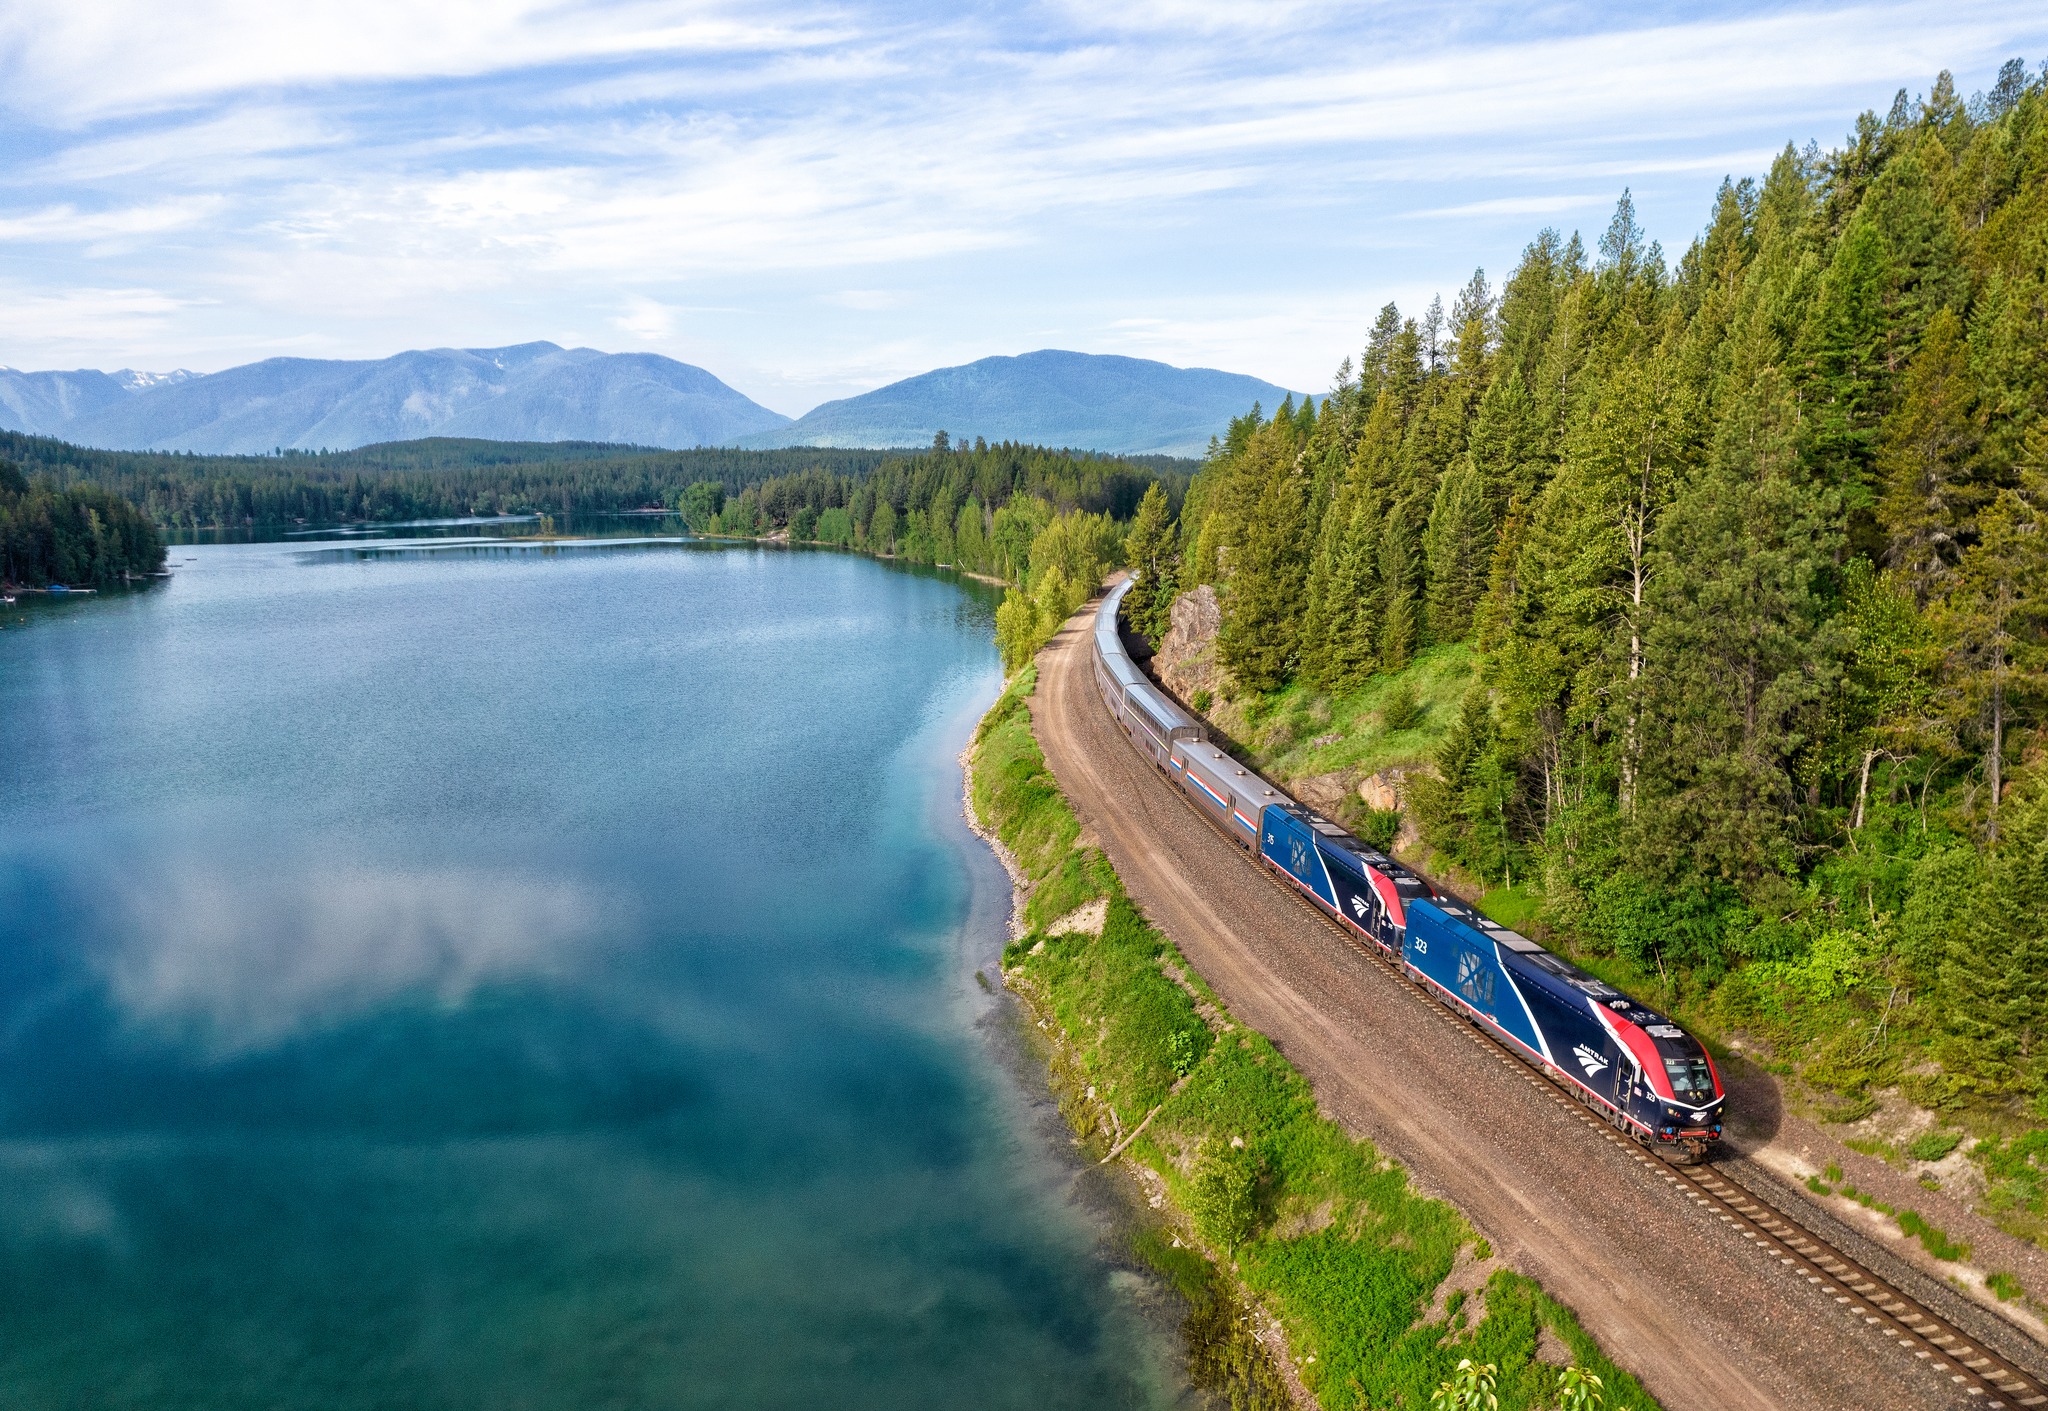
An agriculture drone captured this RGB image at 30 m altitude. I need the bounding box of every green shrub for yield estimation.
[1429,1359,1497,1411]
[1357,807,1403,852]
[1907,1129,1963,1162]
[1192,1139,1265,1254]
[1192,687,1213,713]
[1988,1271,2024,1302]
[1897,1210,1969,1262]
[1381,681,1424,732]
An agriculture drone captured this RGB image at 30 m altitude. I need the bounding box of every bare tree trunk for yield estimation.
[1989,666,2005,842]
[1621,502,1646,816]
[1852,747,1881,835]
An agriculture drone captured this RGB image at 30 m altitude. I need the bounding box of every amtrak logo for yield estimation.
[1351,894,1370,919]
[1573,1044,1609,1077]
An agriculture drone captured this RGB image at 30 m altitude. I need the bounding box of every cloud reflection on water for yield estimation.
[0,1146,127,1252]
[96,858,608,1055]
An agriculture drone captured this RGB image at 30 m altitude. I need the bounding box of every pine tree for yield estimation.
[1466,362,1542,514]
[1378,501,1421,668]
[1423,459,1494,643]
[1939,780,2048,1090]
[1324,488,1387,689]
[1936,474,2048,839]
[1632,449,1845,885]
[1804,209,1890,491]
[1359,303,1404,406]
[1879,306,1984,601]
[1862,149,1967,373]
[1297,481,1352,689]
[1120,482,1179,645]
[1217,425,1310,691]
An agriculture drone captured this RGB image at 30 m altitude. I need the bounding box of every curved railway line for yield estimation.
[1043,583,2048,1409]
[1278,870,2048,1409]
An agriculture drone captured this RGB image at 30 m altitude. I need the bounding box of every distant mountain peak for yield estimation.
[112,369,197,392]
[741,348,1299,458]
[0,343,1295,459]
[0,344,789,454]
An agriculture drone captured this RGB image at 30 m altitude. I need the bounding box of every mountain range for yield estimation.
[0,344,789,455]
[739,351,1294,458]
[0,344,1299,458]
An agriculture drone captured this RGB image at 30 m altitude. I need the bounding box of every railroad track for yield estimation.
[1276,871,2048,1409]
[1081,612,2048,1406]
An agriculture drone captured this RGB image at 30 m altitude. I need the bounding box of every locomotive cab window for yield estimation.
[1664,1055,1714,1102]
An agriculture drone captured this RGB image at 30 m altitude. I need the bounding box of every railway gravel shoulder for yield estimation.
[1722,1155,2048,1391]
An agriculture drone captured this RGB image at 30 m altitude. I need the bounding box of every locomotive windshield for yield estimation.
[1664,1055,1715,1102]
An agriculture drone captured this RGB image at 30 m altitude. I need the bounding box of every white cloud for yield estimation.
[1,0,2044,386]
[614,294,679,339]
[1406,194,1615,220]
[0,0,843,123]
[822,289,907,311]
[0,196,223,244]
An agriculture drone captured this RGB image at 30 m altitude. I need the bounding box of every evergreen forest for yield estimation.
[0,433,903,528]
[1120,60,2048,1238]
[0,459,165,590]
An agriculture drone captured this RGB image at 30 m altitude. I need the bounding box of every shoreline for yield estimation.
[959,664,1654,1411]
[960,686,1304,1409]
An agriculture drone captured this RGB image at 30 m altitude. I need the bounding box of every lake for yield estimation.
[0,537,1192,1409]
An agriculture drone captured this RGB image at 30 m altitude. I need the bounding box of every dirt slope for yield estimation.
[1030,603,1975,1411]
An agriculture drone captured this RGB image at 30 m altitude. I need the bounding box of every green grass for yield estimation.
[970,667,1659,1411]
[1988,1271,2025,1302]
[1478,884,1543,931]
[1897,1210,1970,1262]
[1218,643,1478,786]
[1838,1182,1894,1215]
[971,667,1118,929]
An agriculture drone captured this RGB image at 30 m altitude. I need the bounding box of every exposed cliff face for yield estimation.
[1148,582,1430,854]
[1153,584,1221,703]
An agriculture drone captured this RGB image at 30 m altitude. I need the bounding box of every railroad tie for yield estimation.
[1277,876,2048,1410]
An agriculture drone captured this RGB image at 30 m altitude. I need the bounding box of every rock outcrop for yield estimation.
[1154,584,1222,703]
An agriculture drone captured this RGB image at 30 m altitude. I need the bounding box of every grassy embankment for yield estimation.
[969,665,1656,1411]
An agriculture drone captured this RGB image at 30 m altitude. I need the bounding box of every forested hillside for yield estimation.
[0,460,165,589]
[680,437,1173,629]
[1134,61,2048,1217]
[0,434,900,527]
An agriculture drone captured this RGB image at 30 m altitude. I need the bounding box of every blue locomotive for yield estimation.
[1090,579,1726,1160]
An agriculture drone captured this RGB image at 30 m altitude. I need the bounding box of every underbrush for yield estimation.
[970,669,1657,1411]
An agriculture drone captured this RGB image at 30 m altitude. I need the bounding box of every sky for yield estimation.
[2,0,2045,416]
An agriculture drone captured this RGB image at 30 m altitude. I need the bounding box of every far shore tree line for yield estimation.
[665,435,1170,662]
[0,459,164,590]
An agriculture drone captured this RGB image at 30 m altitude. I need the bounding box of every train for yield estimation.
[1090,577,1727,1161]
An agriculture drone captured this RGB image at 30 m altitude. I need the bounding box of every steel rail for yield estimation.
[1306,883,2048,1408]
[1084,631,2048,1407]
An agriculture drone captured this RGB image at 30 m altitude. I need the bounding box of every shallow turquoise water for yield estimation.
[0,539,1188,1409]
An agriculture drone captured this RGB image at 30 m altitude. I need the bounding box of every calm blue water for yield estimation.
[0,539,1188,1409]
